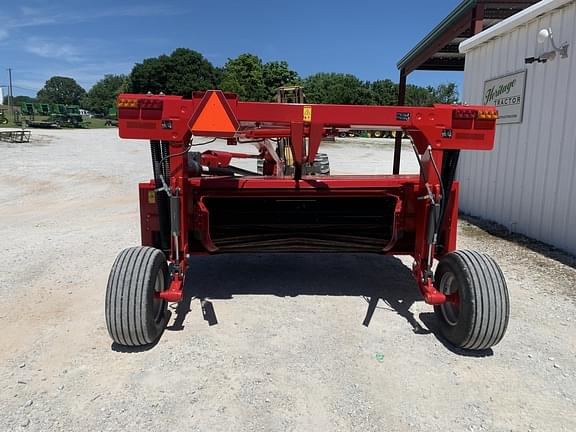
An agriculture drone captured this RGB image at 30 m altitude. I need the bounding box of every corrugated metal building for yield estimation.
[458,0,576,254]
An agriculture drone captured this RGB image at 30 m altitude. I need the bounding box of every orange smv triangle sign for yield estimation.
[190,91,239,138]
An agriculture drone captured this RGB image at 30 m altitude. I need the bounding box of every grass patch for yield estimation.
[82,118,115,128]
[0,117,116,129]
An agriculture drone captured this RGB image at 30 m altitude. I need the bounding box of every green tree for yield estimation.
[37,76,86,105]
[405,84,434,106]
[262,61,300,100]
[303,73,374,105]
[371,79,398,105]
[83,74,127,115]
[12,95,37,105]
[129,48,219,96]
[431,82,459,104]
[403,83,459,106]
[220,53,268,101]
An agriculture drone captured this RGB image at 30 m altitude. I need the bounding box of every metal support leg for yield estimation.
[393,69,407,175]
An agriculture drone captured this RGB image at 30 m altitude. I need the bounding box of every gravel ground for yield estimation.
[0,129,574,432]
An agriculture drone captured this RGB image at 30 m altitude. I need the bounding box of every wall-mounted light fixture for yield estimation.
[525,27,569,64]
[537,28,569,58]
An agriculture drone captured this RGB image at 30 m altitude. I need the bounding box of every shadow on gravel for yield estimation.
[460,213,576,270]
[169,253,434,336]
[111,311,172,353]
[419,312,494,358]
[111,339,160,353]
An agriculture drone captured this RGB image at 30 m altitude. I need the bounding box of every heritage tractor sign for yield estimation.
[483,70,526,124]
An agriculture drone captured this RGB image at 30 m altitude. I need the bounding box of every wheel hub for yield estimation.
[439,272,460,326]
[152,270,166,324]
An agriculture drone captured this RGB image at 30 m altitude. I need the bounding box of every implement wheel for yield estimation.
[105,247,169,346]
[434,250,509,350]
[313,153,330,175]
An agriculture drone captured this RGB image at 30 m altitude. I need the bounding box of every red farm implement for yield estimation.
[105,90,509,351]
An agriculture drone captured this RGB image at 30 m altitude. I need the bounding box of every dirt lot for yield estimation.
[0,129,575,431]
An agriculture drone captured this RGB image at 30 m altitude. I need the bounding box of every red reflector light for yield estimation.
[453,109,477,119]
[139,98,164,110]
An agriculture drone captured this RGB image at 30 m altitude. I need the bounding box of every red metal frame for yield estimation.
[119,91,497,306]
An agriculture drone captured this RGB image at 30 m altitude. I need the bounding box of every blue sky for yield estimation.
[0,0,463,98]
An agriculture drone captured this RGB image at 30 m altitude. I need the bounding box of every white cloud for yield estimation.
[20,6,42,17]
[25,38,84,62]
[3,3,186,93]
[7,4,188,30]
[15,60,136,93]
[12,79,45,93]
[8,7,57,28]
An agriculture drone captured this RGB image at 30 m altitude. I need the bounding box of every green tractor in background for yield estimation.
[20,103,84,128]
[50,104,84,128]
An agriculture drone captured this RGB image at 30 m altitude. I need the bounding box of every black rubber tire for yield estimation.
[257,159,264,175]
[312,153,330,175]
[105,246,169,346]
[434,250,509,350]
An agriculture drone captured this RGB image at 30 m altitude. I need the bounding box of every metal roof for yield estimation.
[460,0,574,52]
[397,0,539,74]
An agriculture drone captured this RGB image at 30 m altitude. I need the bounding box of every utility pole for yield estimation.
[7,68,14,123]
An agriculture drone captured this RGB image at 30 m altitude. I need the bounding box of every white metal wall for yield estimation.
[458,1,576,255]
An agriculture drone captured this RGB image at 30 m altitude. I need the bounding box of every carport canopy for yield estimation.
[391,0,539,174]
